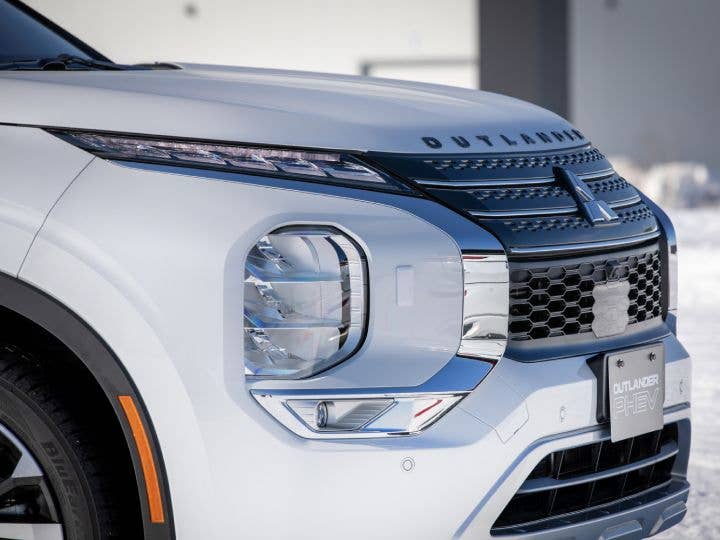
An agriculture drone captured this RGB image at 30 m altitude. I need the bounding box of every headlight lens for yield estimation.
[244,226,367,379]
[49,130,411,192]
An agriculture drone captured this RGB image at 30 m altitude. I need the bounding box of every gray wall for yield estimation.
[480,0,568,118]
[571,0,720,174]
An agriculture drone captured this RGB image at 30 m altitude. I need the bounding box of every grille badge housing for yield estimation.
[591,281,631,337]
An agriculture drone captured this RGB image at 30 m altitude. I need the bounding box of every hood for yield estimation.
[0,63,585,154]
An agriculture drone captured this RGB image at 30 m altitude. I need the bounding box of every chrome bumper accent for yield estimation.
[249,356,494,439]
[508,231,661,256]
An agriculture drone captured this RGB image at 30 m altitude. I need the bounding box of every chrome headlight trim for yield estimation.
[458,253,509,361]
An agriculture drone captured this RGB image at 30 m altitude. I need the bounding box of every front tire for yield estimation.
[0,344,140,539]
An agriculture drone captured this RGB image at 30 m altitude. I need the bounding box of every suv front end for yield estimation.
[35,129,688,539]
[0,3,690,538]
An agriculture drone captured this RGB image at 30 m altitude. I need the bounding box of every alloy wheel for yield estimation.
[0,421,63,540]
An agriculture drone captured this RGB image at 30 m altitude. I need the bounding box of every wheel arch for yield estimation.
[0,271,175,540]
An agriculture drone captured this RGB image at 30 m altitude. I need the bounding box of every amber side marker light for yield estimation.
[118,395,165,524]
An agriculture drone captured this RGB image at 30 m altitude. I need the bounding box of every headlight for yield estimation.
[244,226,367,379]
[49,130,412,193]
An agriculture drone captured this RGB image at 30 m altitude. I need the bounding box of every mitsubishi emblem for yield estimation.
[553,167,619,225]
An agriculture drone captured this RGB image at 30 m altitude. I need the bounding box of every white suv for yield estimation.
[0,1,691,539]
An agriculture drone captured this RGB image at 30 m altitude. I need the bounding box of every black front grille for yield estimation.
[371,145,660,252]
[492,423,679,534]
[508,245,662,340]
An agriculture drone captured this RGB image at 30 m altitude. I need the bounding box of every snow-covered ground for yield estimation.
[656,208,720,539]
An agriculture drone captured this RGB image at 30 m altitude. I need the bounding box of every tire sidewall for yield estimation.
[0,381,99,540]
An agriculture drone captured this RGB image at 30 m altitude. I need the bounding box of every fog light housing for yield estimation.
[288,399,395,432]
[253,392,463,438]
[250,356,493,439]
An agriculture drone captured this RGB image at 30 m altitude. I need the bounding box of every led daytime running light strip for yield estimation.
[49,130,411,192]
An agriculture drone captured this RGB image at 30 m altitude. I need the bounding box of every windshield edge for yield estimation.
[7,0,112,63]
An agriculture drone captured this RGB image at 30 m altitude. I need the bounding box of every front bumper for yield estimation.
[205,333,690,540]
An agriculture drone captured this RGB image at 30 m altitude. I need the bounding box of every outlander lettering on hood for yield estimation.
[421,128,585,150]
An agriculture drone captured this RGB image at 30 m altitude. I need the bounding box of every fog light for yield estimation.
[315,401,329,429]
[286,399,394,432]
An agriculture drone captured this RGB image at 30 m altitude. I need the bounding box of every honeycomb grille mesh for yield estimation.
[508,247,662,340]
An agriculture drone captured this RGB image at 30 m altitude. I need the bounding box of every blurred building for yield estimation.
[26,0,720,177]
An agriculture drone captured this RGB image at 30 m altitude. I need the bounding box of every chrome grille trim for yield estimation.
[413,177,555,188]
[466,196,642,219]
[411,169,615,189]
[468,207,577,218]
[578,168,615,180]
[608,195,642,208]
[508,231,661,256]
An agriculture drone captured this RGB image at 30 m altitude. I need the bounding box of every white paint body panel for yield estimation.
[0,65,580,153]
[20,157,467,537]
[0,126,92,275]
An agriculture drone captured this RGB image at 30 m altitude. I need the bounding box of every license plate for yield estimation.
[607,343,665,442]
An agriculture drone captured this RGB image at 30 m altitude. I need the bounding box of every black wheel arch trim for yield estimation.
[0,271,175,540]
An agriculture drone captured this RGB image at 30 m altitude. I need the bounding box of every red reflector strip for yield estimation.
[414,398,443,418]
[118,395,165,524]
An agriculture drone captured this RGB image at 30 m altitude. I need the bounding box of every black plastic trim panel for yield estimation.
[492,420,690,535]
